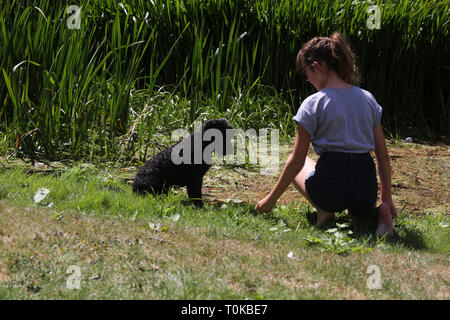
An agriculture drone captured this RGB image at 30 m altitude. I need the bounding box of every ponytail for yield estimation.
[296,32,359,84]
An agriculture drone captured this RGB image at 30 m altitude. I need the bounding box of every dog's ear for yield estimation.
[202,119,215,130]
[201,119,233,133]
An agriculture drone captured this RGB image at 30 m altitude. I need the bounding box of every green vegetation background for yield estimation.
[1,0,449,161]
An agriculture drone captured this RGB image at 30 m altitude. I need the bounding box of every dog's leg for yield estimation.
[187,178,203,207]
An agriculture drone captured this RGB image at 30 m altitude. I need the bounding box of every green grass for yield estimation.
[0,165,448,299]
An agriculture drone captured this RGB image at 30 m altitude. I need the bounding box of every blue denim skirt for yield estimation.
[305,152,378,214]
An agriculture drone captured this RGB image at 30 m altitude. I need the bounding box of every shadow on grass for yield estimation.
[304,210,428,251]
[188,198,429,251]
[389,220,428,250]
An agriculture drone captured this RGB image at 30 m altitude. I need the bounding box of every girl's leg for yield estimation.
[292,156,334,226]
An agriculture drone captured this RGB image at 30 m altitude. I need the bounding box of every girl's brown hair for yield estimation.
[296,32,359,84]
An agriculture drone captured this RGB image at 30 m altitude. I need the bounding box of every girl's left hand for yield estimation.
[255,195,277,213]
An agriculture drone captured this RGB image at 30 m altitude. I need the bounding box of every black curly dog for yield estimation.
[132,119,234,206]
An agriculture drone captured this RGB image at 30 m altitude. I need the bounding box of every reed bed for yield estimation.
[1,0,448,160]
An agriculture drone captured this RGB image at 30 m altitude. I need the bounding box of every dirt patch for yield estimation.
[385,141,449,216]
[203,140,449,217]
[0,264,9,283]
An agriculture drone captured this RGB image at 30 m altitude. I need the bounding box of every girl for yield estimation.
[255,32,397,237]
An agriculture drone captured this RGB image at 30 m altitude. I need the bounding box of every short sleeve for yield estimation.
[292,96,318,138]
[371,98,383,128]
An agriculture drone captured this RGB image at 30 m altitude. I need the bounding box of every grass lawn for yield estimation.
[0,139,448,299]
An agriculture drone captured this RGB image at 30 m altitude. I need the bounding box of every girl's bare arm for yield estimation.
[373,124,398,218]
[255,125,311,212]
[269,125,311,200]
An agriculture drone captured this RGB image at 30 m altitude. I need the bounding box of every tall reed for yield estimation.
[1,0,448,160]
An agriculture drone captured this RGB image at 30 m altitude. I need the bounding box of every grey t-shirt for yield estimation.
[293,86,382,154]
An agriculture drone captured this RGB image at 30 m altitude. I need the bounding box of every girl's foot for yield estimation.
[316,211,334,227]
[376,203,394,238]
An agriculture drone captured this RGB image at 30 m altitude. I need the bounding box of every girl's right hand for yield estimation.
[255,194,277,213]
[382,199,398,219]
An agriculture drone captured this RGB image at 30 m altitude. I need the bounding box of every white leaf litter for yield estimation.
[33,188,50,203]
[169,214,181,222]
[404,137,413,143]
[225,198,243,204]
[147,222,161,231]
